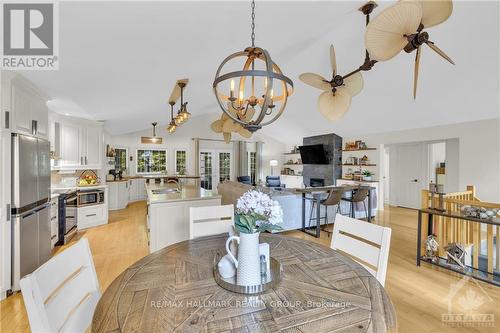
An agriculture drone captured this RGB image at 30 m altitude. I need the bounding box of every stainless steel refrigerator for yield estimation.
[11,133,51,291]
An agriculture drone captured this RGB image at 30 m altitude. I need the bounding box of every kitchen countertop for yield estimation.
[51,184,109,193]
[146,183,220,204]
[107,175,200,182]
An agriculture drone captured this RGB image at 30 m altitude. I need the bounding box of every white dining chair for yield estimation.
[189,204,234,239]
[20,238,101,333]
[331,214,392,286]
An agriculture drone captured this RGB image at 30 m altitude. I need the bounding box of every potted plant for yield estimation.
[225,190,283,286]
[362,170,374,181]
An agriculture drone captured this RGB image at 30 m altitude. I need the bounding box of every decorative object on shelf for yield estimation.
[211,103,253,143]
[429,182,446,211]
[225,190,283,286]
[362,170,374,181]
[424,234,439,263]
[105,144,115,158]
[445,242,466,269]
[269,160,278,175]
[366,0,454,99]
[212,0,293,133]
[299,44,363,121]
[77,170,100,187]
[461,205,499,220]
[141,122,163,144]
[360,155,370,165]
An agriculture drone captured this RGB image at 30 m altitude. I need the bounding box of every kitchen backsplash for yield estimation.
[51,170,101,187]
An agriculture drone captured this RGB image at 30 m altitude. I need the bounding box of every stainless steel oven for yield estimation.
[77,190,105,207]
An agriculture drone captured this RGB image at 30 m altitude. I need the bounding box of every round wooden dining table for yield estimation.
[92,233,397,332]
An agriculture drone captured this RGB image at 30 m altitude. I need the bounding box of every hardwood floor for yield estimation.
[1,202,499,332]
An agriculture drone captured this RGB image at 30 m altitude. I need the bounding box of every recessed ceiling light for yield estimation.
[64,113,70,116]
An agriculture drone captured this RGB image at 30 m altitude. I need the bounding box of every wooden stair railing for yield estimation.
[421,185,500,274]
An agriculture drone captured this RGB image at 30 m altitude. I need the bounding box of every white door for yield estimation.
[199,150,233,191]
[60,123,82,167]
[390,143,428,209]
[83,126,102,168]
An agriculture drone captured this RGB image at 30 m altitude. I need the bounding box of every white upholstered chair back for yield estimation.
[331,214,392,286]
[189,205,234,239]
[20,238,101,333]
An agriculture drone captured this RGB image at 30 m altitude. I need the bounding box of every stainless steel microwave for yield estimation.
[77,190,105,207]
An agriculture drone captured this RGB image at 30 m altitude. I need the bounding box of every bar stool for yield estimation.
[308,189,343,236]
[341,187,370,220]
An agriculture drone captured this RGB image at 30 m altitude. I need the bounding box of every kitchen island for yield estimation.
[146,183,221,253]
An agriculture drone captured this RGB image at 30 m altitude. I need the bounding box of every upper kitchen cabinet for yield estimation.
[51,114,104,170]
[1,73,49,139]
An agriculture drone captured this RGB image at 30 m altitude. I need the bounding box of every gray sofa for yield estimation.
[217,181,328,232]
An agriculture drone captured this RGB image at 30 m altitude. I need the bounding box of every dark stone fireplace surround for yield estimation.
[302,133,342,187]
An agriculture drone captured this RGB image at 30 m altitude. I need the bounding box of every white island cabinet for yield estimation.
[108,180,130,210]
[146,183,221,253]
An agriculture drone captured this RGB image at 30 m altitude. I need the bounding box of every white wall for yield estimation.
[105,113,286,181]
[350,119,500,202]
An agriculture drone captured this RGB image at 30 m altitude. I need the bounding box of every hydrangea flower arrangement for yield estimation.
[235,189,283,234]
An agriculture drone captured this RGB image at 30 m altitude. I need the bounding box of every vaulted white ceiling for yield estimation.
[18,1,500,144]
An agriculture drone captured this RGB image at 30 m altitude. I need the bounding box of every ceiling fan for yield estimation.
[211,103,253,143]
[299,1,379,121]
[299,45,364,121]
[365,0,454,98]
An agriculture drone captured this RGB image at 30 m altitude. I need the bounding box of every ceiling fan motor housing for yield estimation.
[404,31,429,53]
[332,75,344,87]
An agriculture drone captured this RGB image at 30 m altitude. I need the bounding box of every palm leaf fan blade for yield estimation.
[400,0,453,28]
[343,72,363,97]
[299,73,331,91]
[318,89,351,121]
[365,2,423,61]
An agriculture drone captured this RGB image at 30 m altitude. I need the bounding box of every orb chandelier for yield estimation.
[212,0,293,133]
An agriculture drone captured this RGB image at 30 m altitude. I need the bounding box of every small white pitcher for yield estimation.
[225,232,261,286]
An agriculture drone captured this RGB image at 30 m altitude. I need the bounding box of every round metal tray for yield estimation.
[213,256,283,295]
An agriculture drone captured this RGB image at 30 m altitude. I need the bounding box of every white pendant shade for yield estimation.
[365,2,422,61]
[299,73,331,91]
[343,72,364,97]
[401,0,453,28]
[318,89,351,121]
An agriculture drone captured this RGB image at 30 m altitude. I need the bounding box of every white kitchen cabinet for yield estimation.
[60,122,81,168]
[78,204,107,230]
[108,181,129,210]
[8,76,48,139]
[51,114,103,170]
[129,178,147,202]
[81,125,102,168]
[50,196,59,249]
[11,85,32,134]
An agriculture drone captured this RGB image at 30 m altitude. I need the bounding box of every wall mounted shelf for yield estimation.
[342,148,377,152]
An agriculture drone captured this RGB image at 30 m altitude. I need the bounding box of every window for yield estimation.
[200,152,213,190]
[248,151,257,183]
[114,148,127,171]
[219,152,231,183]
[175,150,187,174]
[136,149,167,174]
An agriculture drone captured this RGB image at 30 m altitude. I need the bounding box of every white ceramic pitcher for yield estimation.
[225,232,261,286]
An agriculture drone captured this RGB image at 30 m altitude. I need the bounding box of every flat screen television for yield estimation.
[299,144,328,164]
